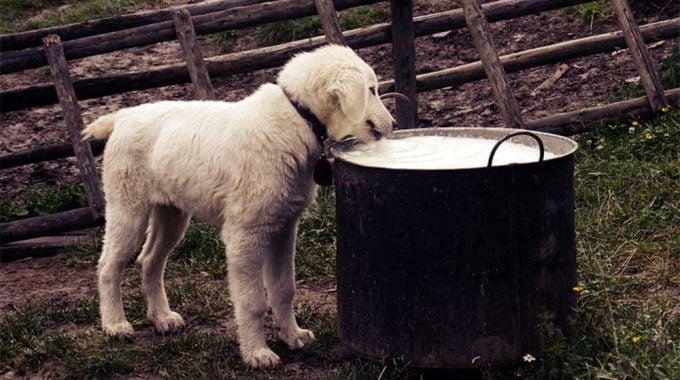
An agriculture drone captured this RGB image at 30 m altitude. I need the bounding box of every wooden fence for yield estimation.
[0,0,678,256]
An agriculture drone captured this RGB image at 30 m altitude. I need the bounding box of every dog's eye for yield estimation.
[369,86,376,95]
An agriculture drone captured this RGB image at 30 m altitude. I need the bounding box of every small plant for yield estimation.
[567,0,613,28]
[0,184,87,223]
[209,30,240,53]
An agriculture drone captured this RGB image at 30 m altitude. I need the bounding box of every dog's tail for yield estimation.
[82,112,117,140]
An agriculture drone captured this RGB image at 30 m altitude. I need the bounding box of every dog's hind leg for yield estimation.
[98,202,150,337]
[137,204,190,334]
[223,225,281,369]
[264,220,315,348]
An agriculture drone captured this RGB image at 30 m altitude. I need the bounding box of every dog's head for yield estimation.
[277,45,395,142]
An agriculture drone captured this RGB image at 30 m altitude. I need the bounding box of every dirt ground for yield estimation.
[0,0,678,330]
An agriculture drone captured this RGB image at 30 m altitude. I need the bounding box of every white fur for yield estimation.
[84,45,394,369]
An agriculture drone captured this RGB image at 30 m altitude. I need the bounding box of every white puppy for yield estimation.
[83,45,394,368]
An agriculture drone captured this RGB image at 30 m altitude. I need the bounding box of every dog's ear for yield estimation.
[330,68,368,124]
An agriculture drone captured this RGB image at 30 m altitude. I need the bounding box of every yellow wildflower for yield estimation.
[632,336,641,343]
[573,285,585,293]
[645,133,653,140]
[664,133,670,137]
[632,120,640,126]
[661,106,670,113]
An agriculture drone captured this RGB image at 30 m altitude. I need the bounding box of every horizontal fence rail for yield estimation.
[526,88,680,135]
[0,207,103,243]
[0,0,266,52]
[0,140,106,169]
[0,0,382,74]
[0,0,598,112]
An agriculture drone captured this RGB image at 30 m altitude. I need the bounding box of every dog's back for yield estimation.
[86,86,317,225]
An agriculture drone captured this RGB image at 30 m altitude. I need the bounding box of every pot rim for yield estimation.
[331,127,579,172]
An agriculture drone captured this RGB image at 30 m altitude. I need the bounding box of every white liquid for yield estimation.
[338,136,554,170]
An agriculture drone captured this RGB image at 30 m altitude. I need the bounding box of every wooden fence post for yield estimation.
[43,34,106,219]
[314,0,346,45]
[462,0,524,129]
[610,0,669,110]
[173,9,215,100]
[390,0,418,128]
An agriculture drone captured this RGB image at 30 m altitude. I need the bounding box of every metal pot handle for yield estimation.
[487,131,545,168]
[380,92,413,115]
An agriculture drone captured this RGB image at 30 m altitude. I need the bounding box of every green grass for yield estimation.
[486,110,680,379]
[0,0,160,34]
[567,1,613,24]
[256,4,390,46]
[0,184,87,223]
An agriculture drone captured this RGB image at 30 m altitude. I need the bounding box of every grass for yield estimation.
[0,184,87,223]
[567,1,613,24]
[0,0,160,34]
[2,111,679,378]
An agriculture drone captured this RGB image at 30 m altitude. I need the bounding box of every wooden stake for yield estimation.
[314,0,346,45]
[610,0,669,110]
[173,9,215,100]
[390,0,418,128]
[462,0,523,128]
[43,34,105,219]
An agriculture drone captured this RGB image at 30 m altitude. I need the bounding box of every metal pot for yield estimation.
[332,127,578,368]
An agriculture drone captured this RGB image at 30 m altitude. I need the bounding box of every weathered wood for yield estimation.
[314,0,346,45]
[390,0,417,128]
[43,35,105,219]
[610,0,669,110]
[0,0,604,112]
[0,0,381,74]
[173,9,216,100]
[0,233,95,262]
[530,64,570,96]
[0,139,106,169]
[0,0,265,52]
[0,207,103,244]
[378,18,680,93]
[462,0,523,128]
[527,87,680,135]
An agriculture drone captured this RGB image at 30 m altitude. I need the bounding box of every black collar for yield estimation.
[281,87,334,187]
[281,88,328,147]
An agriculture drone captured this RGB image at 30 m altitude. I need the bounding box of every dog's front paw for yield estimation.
[103,321,134,337]
[150,311,185,334]
[242,347,281,369]
[279,327,316,349]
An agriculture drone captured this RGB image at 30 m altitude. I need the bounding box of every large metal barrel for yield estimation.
[332,127,578,368]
